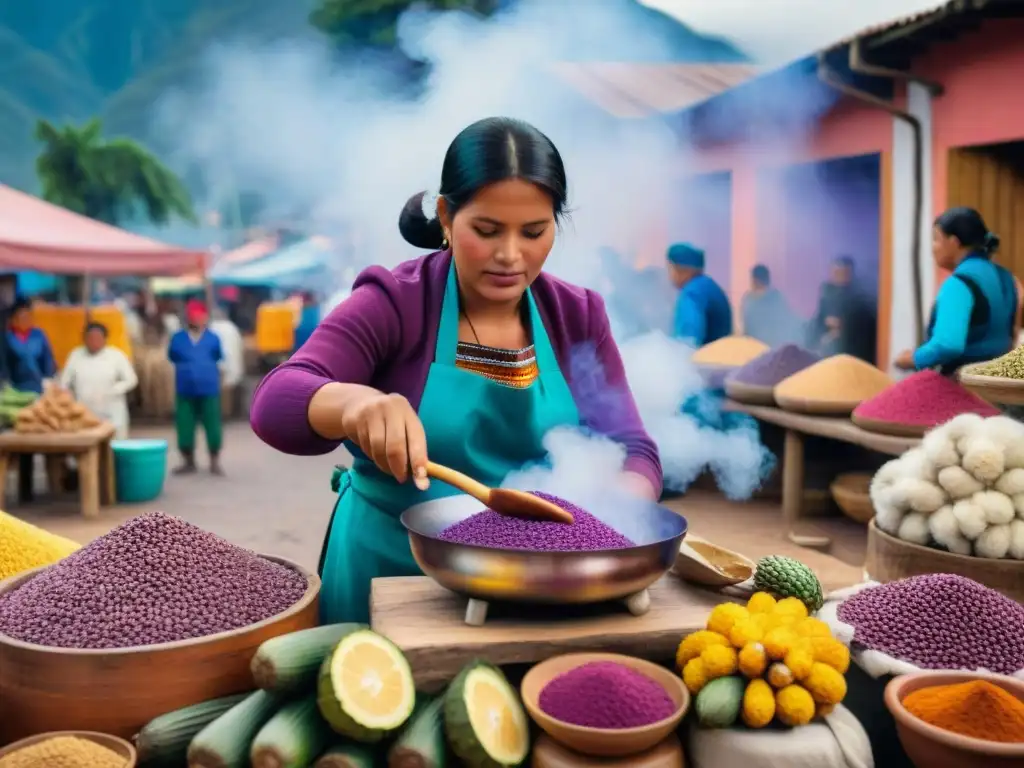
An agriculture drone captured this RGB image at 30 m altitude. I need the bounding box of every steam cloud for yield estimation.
[154,0,781,501]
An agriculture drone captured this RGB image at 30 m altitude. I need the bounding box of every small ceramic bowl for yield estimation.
[884,671,1024,768]
[0,730,137,765]
[521,652,689,758]
[671,535,755,588]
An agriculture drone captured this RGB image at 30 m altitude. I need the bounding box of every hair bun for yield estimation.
[398,192,446,250]
[984,231,1001,253]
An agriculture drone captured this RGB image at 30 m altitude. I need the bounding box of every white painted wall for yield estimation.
[889,81,934,371]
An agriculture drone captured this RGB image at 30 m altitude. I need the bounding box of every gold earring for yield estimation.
[442,230,450,249]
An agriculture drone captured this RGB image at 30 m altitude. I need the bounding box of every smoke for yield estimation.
[153,0,793,501]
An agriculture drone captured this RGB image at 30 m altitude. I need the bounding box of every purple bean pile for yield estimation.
[836,573,1024,675]
[436,492,635,551]
[0,512,308,649]
[728,344,820,387]
[539,661,676,728]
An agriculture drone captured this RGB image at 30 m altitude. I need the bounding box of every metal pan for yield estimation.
[401,494,687,605]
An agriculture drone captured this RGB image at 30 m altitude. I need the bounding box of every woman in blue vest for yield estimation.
[3,298,56,394]
[895,207,1019,375]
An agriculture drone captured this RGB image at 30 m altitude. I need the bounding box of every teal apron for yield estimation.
[317,261,580,624]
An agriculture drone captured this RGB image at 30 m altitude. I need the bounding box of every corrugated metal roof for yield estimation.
[825,0,986,50]
[549,62,761,118]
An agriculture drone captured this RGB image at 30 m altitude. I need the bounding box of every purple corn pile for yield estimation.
[539,661,676,728]
[436,492,634,551]
[728,344,820,387]
[0,512,308,649]
[836,573,1024,675]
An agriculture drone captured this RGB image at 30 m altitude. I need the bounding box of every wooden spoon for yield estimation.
[425,461,575,524]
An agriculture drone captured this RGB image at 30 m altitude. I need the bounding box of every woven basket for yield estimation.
[830,472,874,524]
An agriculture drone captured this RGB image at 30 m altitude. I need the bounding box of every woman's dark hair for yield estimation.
[398,117,569,250]
[935,206,1000,255]
[10,297,30,314]
[84,322,108,337]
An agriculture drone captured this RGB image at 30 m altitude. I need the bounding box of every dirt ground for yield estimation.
[9,422,869,591]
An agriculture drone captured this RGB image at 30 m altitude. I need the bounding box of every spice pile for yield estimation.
[679,592,850,729]
[436,493,635,551]
[853,370,999,432]
[0,509,79,580]
[836,574,1024,675]
[538,661,676,728]
[132,625,530,768]
[692,336,769,367]
[13,383,101,435]
[774,354,893,414]
[0,735,127,768]
[0,512,308,648]
[869,414,1024,558]
[968,345,1024,379]
[726,345,820,389]
[903,679,1024,744]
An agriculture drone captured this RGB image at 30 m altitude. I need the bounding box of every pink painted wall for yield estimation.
[669,172,732,291]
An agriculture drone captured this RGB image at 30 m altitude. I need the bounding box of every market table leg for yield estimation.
[17,453,33,503]
[78,448,101,519]
[781,429,831,549]
[100,440,116,505]
[0,452,8,505]
[44,455,66,495]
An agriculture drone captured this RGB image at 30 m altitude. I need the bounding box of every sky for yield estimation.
[642,0,944,63]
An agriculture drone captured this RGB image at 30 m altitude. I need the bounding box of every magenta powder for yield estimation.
[539,661,676,728]
[727,344,820,387]
[836,574,1024,674]
[436,492,634,551]
[852,370,999,426]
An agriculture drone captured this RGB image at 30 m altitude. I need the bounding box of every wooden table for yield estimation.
[723,401,919,549]
[371,575,729,693]
[0,424,117,518]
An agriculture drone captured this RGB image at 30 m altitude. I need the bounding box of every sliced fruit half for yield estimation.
[317,627,416,743]
[445,661,530,768]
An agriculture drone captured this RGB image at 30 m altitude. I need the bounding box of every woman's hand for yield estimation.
[894,349,916,371]
[341,391,430,489]
[619,471,657,500]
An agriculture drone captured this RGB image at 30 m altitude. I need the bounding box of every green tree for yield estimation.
[310,0,500,48]
[34,117,196,227]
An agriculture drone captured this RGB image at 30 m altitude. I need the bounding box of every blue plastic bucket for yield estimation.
[112,439,168,504]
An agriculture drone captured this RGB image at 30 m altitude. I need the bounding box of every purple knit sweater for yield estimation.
[250,250,663,495]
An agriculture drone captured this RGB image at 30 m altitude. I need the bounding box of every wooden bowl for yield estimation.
[0,730,137,765]
[850,413,930,438]
[958,370,1024,406]
[866,519,1024,603]
[531,733,684,767]
[829,472,874,524]
[521,653,689,758]
[884,671,1024,767]
[724,378,776,406]
[0,555,319,743]
[774,393,861,416]
[671,535,754,588]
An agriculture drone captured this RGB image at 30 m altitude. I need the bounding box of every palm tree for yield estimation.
[34,118,196,227]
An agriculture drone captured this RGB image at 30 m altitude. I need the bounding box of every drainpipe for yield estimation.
[816,40,943,346]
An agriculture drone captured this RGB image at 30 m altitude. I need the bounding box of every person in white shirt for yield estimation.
[60,322,139,439]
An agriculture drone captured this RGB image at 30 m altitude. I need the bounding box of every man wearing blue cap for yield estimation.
[666,242,733,347]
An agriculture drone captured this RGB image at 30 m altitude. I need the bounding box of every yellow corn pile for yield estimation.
[0,510,80,580]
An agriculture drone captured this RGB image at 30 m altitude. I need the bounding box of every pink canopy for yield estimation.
[0,184,209,276]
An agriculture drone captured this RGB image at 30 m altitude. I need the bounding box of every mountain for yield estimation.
[0,0,745,191]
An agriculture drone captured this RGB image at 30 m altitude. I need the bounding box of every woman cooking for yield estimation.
[895,207,1021,375]
[251,117,662,624]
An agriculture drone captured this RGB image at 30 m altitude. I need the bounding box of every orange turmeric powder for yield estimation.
[903,680,1024,743]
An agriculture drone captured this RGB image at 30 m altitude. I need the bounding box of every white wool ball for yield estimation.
[973,490,1016,525]
[921,430,960,469]
[890,478,945,514]
[994,468,1024,497]
[975,523,1011,559]
[870,459,905,502]
[1009,519,1024,560]
[944,412,985,441]
[981,415,1024,446]
[897,512,931,545]
[937,466,985,500]
[928,505,973,555]
[899,448,938,482]
[873,489,906,535]
[953,499,988,540]
[962,436,1005,484]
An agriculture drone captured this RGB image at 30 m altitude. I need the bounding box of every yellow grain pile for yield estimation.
[14,383,101,435]
[0,509,80,580]
[692,336,770,367]
[774,354,893,415]
[0,735,126,768]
